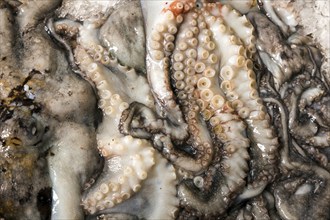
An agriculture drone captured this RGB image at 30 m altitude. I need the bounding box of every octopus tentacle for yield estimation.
[95,153,179,219]
[81,135,155,214]
[220,5,256,58]
[46,19,83,73]
[274,128,330,220]
[299,87,325,110]
[205,6,279,196]
[172,3,250,215]
[71,46,156,214]
[152,133,204,172]
[298,86,329,130]
[263,68,330,220]
[76,26,154,108]
[144,4,216,173]
[300,144,328,168]
[119,102,163,139]
[262,97,292,167]
[118,101,204,172]
[219,0,257,14]
[306,132,330,148]
[50,13,160,214]
[145,0,278,214]
[283,75,330,148]
[146,2,192,141]
[178,106,250,215]
[264,96,329,170]
[271,91,330,219]
[170,8,215,171]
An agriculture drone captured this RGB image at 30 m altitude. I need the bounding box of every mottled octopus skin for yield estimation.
[50,1,184,217]
[146,0,258,176]
[249,12,330,149]
[146,1,221,173]
[205,4,279,196]
[92,153,179,219]
[168,5,250,213]
[0,1,100,219]
[283,75,330,148]
[73,44,156,214]
[2,0,328,219]
[273,162,330,220]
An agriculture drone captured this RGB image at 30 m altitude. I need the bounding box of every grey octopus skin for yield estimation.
[0,0,330,219]
[248,11,330,220]
[0,1,101,219]
[249,11,330,155]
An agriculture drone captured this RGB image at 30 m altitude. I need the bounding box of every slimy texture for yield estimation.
[147,1,279,214]
[96,153,179,219]
[2,0,328,219]
[206,5,279,194]
[147,2,190,142]
[81,136,155,214]
[72,43,156,214]
[171,6,250,214]
[0,1,100,219]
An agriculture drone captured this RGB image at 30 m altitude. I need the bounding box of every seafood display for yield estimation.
[0,0,329,219]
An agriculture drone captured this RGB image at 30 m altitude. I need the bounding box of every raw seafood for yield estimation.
[0,0,329,219]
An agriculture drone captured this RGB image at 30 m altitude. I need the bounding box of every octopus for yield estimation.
[0,1,101,219]
[0,0,329,219]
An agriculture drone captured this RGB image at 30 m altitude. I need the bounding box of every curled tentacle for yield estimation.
[91,153,179,219]
[283,74,329,147]
[118,99,213,172]
[146,2,192,141]
[176,8,251,213]
[205,5,279,198]
[119,102,162,139]
[51,5,158,214]
[178,107,250,215]
[146,4,217,173]
[72,46,156,214]
[46,19,83,76]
